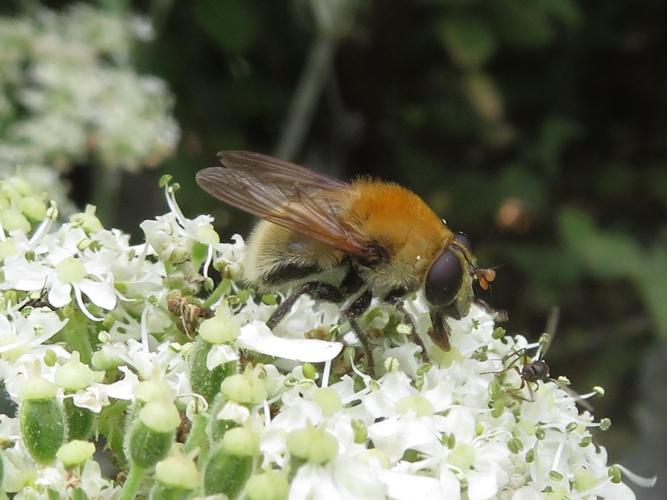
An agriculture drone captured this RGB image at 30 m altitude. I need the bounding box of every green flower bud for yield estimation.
[199,306,240,344]
[246,470,289,500]
[302,363,317,380]
[56,440,95,468]
[287,426,338,465]
[55,353,96,391]
[135,379,173,404]
[126,401,180,468]
[20,379,65,464]
[69,206,103,233]
[64,398,96,441]
[221,371,267,405]
[91,345,123,370]
[153,451,200,493]
[222,426,260,457]
[312,387,342,416]
[139,400,181,433]
[190,337,237,403]
[204,429,258,497]
[0,239,17,260]
[1,209,31,233]
[20,196,47,221]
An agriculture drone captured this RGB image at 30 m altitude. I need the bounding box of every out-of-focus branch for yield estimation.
[275,0,358,161]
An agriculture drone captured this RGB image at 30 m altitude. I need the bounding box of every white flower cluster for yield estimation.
[0,3,179,175]
[0,173,652,499]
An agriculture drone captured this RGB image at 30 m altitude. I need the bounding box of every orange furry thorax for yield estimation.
[344,180,452,263]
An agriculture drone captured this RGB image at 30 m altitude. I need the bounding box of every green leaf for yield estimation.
[558,208,643,279]
[437,15,496,68]
[193,0,257,53]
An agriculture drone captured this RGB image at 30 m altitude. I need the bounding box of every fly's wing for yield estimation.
[197,151,370,256]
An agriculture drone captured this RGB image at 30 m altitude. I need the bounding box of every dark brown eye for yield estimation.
[425,249,463,307]
[454,232,471,251]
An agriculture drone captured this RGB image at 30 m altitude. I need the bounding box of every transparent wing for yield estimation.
[196,151,370,256]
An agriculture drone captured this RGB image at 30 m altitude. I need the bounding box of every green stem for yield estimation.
[91,163,122,228]
[182,413,208,454]
[202,279,232,309]
[274,34,336,161]
[119,465,146,500]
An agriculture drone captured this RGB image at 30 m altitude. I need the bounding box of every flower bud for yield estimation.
[91,345,124,370]
[19,378,65,464]
[55,352,96,391]
[135,379,174,404]
[69,205,103,233]
[246,470,289,500]
[64,399,96,441]
[199,306,240,344]
[287,426,338,465]
[312,387,342,416]
[126,400,180,468]
[221,370,267,405]
[56,440,95,468]
[1,209,31,233]
[150,451,200,499]
[20,196,47,221]
[190,337,237,403]
[203,427,259,497]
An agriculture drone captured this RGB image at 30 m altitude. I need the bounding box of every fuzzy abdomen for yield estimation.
[244,220,345,290]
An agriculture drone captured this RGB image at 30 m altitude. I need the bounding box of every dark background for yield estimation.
[4,0,666,490]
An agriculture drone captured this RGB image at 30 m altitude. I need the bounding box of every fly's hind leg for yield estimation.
[266,281,343,329]
[265,265,363,329]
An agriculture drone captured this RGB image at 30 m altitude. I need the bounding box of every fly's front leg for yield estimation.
[266,281,344,329]
[428,310,452,351]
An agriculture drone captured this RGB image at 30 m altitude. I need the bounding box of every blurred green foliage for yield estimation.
[3,0,666,452]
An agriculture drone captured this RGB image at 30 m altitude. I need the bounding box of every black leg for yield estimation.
[342,290,374,375]
[428,309,452,351]
[266,281,344,329]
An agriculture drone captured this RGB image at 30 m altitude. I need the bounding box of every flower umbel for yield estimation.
[0,173,655,499]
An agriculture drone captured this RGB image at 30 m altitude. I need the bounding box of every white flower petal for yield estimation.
[206,344,239,370]
[48,281,72,307]
[237,320,343,362]
[79,279,117,310]
[467,470,498,500]
[99,366,139,400]
[378,470,444,500]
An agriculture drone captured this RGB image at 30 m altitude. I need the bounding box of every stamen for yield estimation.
[321,359,332,388]
[74,286,104,322]
[202,244,213,277]
[616,464,657,488]
[140,304,150,352]
[551,441,564,472]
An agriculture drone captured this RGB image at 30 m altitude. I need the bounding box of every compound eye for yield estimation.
[454,232,472,252]
[424,249,463,307]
